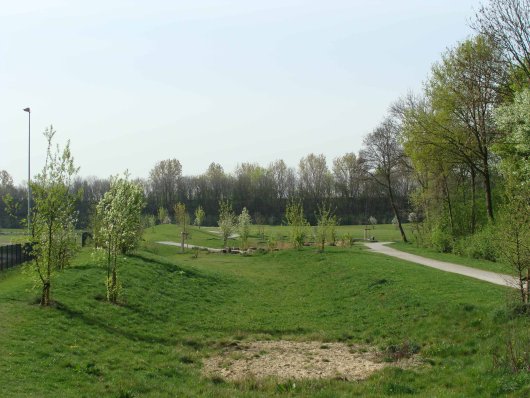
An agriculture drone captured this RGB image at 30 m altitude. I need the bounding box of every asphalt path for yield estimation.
[364,241,517,288]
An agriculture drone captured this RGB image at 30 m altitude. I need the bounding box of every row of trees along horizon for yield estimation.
[1,0,529,300]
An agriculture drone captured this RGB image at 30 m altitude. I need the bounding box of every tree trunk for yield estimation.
[483,156,494,221]
[387,179,407,243]
[41,281,50,306]
[470,168,477,234]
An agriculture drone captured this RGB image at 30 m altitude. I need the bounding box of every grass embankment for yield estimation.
[0,225,529,397]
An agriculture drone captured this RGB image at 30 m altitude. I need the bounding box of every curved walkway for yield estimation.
[364,242,517,288]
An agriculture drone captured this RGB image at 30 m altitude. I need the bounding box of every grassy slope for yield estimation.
[0,226,529,397]
[391,242,508,274]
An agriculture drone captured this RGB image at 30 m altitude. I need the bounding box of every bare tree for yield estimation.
[473,0,530,79]
[148,159,182,212]
[361,117,409,242]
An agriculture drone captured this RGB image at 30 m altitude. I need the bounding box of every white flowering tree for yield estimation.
[238,207,252,250]
[96,174,145,303]
[29,127,80,306]
[218,200,236,248]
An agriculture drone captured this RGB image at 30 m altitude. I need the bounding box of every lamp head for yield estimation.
[23,107,30,113]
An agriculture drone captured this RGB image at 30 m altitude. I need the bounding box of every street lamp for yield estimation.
[23,107,31,233]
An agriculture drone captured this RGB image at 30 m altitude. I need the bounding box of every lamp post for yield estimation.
[23,107,31,233]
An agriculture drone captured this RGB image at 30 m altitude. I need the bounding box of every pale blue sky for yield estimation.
[1,0,482,184]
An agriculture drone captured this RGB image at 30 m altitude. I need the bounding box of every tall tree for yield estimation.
[428,35,507,220]
[361,117,409,242]
[148,159,182,213]
[473,0,530,80]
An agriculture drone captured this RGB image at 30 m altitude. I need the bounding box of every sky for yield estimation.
[1,0,483,185]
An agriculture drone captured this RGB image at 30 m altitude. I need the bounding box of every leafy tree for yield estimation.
[174,202,190,253]
[96,174,145,303]
[238,207,252,250]
[28,127,80,306]
[368,216,377,229]
[284,200,308,249]
[218,200,236,248]
[194,205,205,228]
[157,206,169,225]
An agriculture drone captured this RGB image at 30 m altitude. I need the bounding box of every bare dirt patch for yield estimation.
[203,340,419,382]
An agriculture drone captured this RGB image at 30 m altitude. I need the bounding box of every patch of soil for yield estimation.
[203,340,418,382]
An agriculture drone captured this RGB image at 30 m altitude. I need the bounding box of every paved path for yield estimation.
[157,241,223,253]
[364,242,517,288]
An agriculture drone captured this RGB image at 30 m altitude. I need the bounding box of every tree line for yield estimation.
[1,153,411,230]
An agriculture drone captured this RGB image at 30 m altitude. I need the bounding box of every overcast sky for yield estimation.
[1,0,482,184]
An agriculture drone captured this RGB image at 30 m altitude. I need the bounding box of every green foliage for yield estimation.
[453,224,498,262]
[157,207,169,225]
[284,200,308,249]
[96,173,145,303]
[315,204,337,252]
[193,205,205,228]
[28,126,80,306]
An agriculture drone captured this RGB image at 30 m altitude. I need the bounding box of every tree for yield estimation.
[361,117,409,242]
[368,216,377,229]
[238,207,252,250]
[315,204,337,252]
[298,154,332,205]
[473,0,530,80]
[96,174,145,303]
[174,202,190,253]
[28,127,80,306]
[148,159,182,213]
[157,206,169,224]
[218,200,236,248]
[194,206,205,228]
[428,35,507,220]
[284,200,308,249]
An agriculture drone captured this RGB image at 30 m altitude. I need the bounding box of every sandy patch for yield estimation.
[203,340,418,382]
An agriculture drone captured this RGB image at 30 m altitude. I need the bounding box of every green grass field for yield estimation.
[1,225,529,397]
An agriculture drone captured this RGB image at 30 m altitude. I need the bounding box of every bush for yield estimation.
[453,225,498,262]
[430,225,453,253]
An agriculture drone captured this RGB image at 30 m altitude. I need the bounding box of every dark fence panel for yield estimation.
[0,243,33,271]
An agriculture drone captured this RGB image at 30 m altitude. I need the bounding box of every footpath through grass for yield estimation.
[0,225,529,397]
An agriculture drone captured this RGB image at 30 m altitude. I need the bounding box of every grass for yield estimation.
[144,223,402,250]
[0,228,28,246]
[391,242,509,274]
[1,225,529,397]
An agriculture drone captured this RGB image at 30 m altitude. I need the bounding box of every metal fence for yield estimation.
[0,243,33,271]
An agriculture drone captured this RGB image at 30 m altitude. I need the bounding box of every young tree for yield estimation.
[194,205,205,228]
[315,204,337,252]
[157,206,169,224]
[29,127,80,306]
[284,200,308,249]
[97,174,145,303]
[174,202,190,253]
[238,207,252,250]
[368,216,377,229]
[218,200,236,248]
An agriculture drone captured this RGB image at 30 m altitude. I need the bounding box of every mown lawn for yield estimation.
[0,225,529,397]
